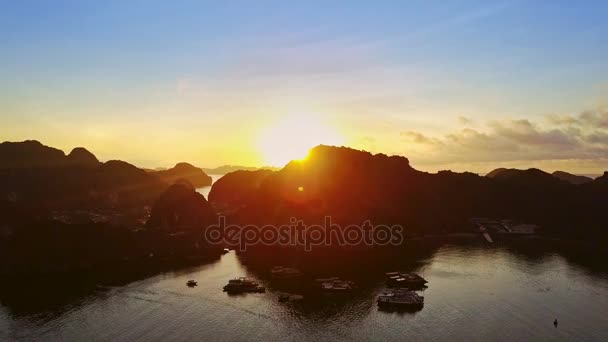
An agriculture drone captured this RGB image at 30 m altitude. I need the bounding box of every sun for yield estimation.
[258,113,343,166]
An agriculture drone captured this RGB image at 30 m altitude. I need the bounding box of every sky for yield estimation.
[1,0,608,174]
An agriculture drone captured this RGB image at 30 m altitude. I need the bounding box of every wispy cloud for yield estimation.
[458,116,474,125]
[400,108,608,168]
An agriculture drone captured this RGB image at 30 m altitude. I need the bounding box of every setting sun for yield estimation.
[258,113,343,166]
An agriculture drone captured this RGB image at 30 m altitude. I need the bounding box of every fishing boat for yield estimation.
[385,272,428,288]
[271,266,304,279]
[277,292,304,302]
[223,277,265,294]
[377,288,424,308]
[316,278,355,293]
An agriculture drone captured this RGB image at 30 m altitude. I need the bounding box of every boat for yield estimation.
[277,292,304,302]
[385,272,427,288]
[270,266,304,279]
[314,277,340,283]
[377,288,424,308]
[223,277,265,294]
[316,278,355,293]
[186,280,198,287]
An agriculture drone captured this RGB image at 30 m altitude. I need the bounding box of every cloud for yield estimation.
[548,109,608,129]
[457,116,474,125]
[580,110,608,128]
[400,109,608,166]
[488,119,578,147]
[585,132,608,145]
[400,131,442,145]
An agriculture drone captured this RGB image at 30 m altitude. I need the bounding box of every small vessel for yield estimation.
[223,277,265,294]
[377,288,424,308]
[271,266,304,279]
[385,272,427,288]
[316,278,355,293]
[186,280,198,287]
[314,277,340,283]
[277,292,304,302]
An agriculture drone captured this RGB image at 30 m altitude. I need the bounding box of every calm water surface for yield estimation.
[1,244,608,341]
[195,174,223,199]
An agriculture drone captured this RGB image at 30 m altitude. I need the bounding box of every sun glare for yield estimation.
[258,113,343,166]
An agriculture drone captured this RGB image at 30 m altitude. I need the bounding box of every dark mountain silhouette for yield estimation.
[489,167,595,185]
[552,171,593,185]
[485,168,556,182]
[0,141,217,210]
[0,159,166,210]
[0,140,72,168]
[208,169,275,211]
[151,162,212,188]
[2,142,607,276]
[208,145,608,243]
[485,167,511,178]
[67,147,100,166]
[490,168,562,187]
[0,180,221,276]
[241,145,499,234]
[0,141,166,210]
[147,180,216,233]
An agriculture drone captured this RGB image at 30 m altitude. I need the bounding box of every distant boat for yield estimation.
[314,277,340,283]
[385,272,427,288]
[377,288,424,308]
[187,280,198,287]
[223,277,265,294]
[277,292,304,302]
[270,266,304,279]
[315,278,355,293]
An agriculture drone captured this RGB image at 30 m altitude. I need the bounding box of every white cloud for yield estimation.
[400,109,608,168]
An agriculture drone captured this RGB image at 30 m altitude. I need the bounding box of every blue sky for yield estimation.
[1,1,608,173]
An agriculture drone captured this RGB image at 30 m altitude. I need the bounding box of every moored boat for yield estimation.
[377,288,424,308]
[385,272,427,288]
[223,277,265,293]
[277,292,304,302]
[278,293,290,302]
[316,277,355,293]
[271,266,304,279]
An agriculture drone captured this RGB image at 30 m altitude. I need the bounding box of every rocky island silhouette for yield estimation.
[0,140,606,279]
